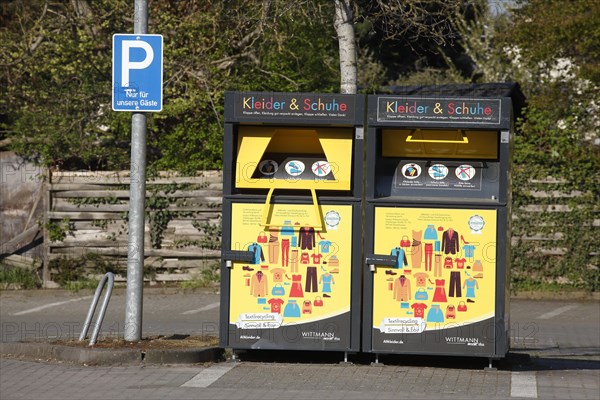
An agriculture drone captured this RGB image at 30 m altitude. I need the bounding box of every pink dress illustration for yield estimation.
[432,279,447,302]
[289,274,304,297]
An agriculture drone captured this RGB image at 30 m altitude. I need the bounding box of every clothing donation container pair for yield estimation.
[219,92,364,353]
[221,86,519,362]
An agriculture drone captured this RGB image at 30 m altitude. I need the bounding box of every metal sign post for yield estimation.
[123,0,148,343]
[112,0,162,342]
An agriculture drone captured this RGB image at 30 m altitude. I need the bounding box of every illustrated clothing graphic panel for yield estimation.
[228,203,354,332]
[372,207,497,334]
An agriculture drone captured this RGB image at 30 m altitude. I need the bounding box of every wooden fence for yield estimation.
[4,169,595,289]
[42,170,223,285]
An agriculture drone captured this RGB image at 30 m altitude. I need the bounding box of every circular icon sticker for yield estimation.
[324,210,341,229]
[469,215,485,234]
[428,164,448,180]
[401,163,421,179]
[456,165,476,181]
[285,160,305,177]
[258,160,278,176]
[311,161,331,177]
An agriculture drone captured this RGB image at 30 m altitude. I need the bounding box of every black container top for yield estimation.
[225,91,364,126]
[380,83,525,118]
[369,83,525,130]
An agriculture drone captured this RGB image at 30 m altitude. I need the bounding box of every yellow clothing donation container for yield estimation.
[220,92,364,356]
[362,84,524,366]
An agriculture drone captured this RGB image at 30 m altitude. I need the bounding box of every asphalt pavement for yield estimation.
[1,288,599,400]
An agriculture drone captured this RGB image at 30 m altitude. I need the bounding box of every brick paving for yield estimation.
[4,355,598,400]
[1,357,521,400]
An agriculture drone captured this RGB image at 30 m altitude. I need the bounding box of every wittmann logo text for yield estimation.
[446,336,479,343]
[446,336,485,347]
[302,331,335,338]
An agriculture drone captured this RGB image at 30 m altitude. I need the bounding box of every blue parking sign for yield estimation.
[112,34,163,112]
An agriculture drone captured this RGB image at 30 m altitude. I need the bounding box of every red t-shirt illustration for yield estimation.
[268,298,285,314]
[411,302,428,318]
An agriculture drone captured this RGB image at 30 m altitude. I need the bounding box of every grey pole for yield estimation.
[124,0,148,342]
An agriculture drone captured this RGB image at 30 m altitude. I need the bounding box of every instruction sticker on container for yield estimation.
[394,161,483,190]
[380,317,426,334]
[236,313,283,329]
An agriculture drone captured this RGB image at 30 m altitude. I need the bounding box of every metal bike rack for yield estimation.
[79,272,115,346]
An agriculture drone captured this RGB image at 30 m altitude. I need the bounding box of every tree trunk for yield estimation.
[334,0,357,94]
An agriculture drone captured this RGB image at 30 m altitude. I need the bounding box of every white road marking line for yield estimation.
[11,296,93,316]
[511,372,538,398]
[181,302,220,315]
[536,304,577,320]
[181,363,236,388]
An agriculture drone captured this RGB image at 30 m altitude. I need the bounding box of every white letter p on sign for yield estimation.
[121,40,154,87]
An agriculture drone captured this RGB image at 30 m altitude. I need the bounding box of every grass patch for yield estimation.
[179,263,220,289]
[62,279,100,292]
[0,264,41,289]
[511,279,594,295]
[56,334,219,349]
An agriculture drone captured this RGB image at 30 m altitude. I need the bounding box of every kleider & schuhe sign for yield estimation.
[228,92,358,123]
[376,97,501,125]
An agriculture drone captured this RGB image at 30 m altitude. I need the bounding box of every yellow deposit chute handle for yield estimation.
[261,188,323,231]
[406,131,469,144]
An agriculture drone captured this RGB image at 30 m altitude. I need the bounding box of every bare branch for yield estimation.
[366,0,463,46]
[233,0,272,50]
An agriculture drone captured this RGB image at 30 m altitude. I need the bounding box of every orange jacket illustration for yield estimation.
[393,276,411,301]
[250,271,269,297]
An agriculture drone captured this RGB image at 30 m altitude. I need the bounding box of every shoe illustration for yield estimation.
[323,294,331,298]
[329,268,339,273]
[385,270,397,275]
[242,266,254,271]
[473,273,483,278]
[467,299,475,303]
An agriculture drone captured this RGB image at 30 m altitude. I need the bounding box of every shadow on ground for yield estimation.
[232,348,600,372]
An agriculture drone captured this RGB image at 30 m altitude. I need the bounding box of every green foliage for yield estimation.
[179,262,220,289]
[1,1,339,172]
[1,0,132,169]
[145,182,219,249]
[84,253,125,276]
[505,0,600,291]
[0,264,41,289]
[70,197,123,207]
[45,218,75,242]
[192,217,222,251]
[508,0,600,85]
[63,279,100,292]
[49,253,125,288]
[147,191,173,249]
[511,103,600,291]
[50,256,88,285]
